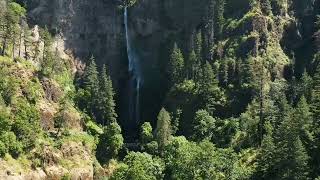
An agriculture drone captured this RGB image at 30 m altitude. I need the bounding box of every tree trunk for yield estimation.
[1,37,7,56]
[12,39,15,59]
[18,30,22,58]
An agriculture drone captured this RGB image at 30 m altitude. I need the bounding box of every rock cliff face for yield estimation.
[27,0,126,82]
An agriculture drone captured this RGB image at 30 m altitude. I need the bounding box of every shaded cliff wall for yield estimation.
[27,0,127,86]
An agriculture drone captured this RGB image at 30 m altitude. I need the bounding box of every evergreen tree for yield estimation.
[168,43,185,84]
[199,61,218,90]
[81,56,100,116]
[256,121,276,179]
[291,137,310,180]
[311,64,320,177]
[155,108,171,151]
[198,61,225,116]
[312,64,320,124]
[98,65,117,125]
[293,96,313,149]
[275,110,310,179]
[300,72,313,102]
[187,50,200,80]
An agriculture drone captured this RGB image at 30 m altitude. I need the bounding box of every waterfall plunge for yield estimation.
[124,7,142,124]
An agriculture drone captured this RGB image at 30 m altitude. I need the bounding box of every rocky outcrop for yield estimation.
[28,0,125,82]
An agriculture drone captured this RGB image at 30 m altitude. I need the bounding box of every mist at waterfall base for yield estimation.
[117,7,169,141]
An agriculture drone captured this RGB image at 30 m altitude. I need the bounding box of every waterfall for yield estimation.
[124,7,142,124]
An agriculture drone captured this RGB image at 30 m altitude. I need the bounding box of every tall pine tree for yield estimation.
[81,56,100,117]
[98,65,117,125]
[168,43,185,84]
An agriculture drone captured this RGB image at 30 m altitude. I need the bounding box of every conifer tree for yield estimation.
[291,137,310,180]
[82,56,99,116]
[312,64,320,124]
[311,64,320,177]
[168,43,185,84]
[275,109,310,180]
[256,121,276,179]
[155,108,171,151]
[187,50,200,80]
[300,72,313,102]
[199,61,218,91]
[199,61,225,116]
[98,65,117,125]
[293,96,313,149]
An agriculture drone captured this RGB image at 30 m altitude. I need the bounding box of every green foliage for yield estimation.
[255,121,276,179]
[62,173,72,180]
[111,152,164,180]
[0,1,26,56]
[155,108,172,151]
[97,65,117,125]
[186,50,200,80]
[86,120,104,136]
[12,98,41,150]
[96,122,124,164]
[0,141,6,157]
[168,43,185,84]
[77,60,117,126]
[0,98,11,132]
[140,122,153,144]
[77,56,99,115]
[164,137,237,179]
[198,61,226,116]
[0,132,23,157]
[191,109,215,142]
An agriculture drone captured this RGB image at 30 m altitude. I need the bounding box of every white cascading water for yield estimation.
[124,7,142,123]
